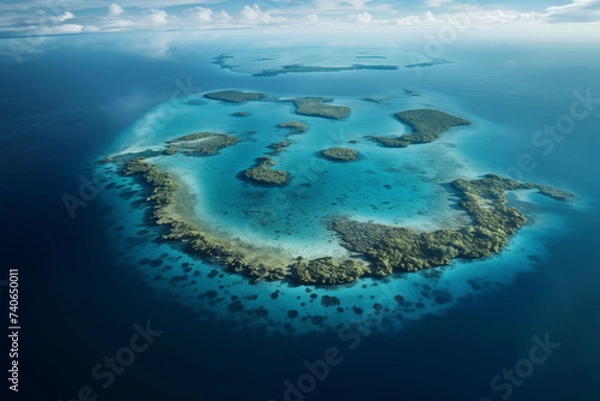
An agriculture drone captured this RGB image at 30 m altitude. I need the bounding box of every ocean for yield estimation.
[1,32,599,401]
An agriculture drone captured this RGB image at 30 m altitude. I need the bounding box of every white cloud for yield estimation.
[0,0,598,38]
[144,9,169,25]
[55,12,75,22]
[304,13,320,24]
[349,11,372,23]
[395,11,436,25]
[108,3,124,17]
[425,0,452,7]
[545,0,600,22]
[240,4,285,24]
[186,7,231,23]
[38,23,83,35]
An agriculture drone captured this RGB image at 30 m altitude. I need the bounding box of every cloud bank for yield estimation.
[0,1,598,38]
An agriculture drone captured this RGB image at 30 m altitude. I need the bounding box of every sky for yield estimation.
[0,0,598,38]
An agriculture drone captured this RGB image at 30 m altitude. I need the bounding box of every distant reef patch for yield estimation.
[204,90,268,103]
[321,147,359,161]
[253,63,398,77]
[286,97,351,120]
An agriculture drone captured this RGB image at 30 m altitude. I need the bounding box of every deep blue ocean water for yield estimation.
[1,33,599,401]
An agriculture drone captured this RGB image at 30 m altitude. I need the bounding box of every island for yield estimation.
[253,63,398,77]
[321,147,359,161]
[231,111,251,117]
[164,132,240,156]
[372,109,471,147]
[287,97,351,120]
[241,156,289,186]
[123,157,288,284]
[405,58,452,69]
[291,257,370,285]
[277,121,308,134]
[113,152,573,286]
[204,90,268,103]
[268,140,292,156]
[330,174,574,276]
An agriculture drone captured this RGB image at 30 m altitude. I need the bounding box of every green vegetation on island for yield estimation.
[122,157,288,284]
[291,257,370,285]
[242,156,289,186]
[331,174,574,276]
[268,140,292,156]
[277,121,308,134]
[288,97,351,120]
[232,111,251,117]
[372,109,471,148]
[204,90,268,103]
[117,156,573,286]
[123,157,180,205]
[165,132,240,156]
[253,64,398,77]
[321,147,359,161]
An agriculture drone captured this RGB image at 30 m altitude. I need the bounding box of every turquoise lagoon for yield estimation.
[94,45,588,335]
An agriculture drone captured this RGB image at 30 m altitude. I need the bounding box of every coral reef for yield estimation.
[165,132,240,156]
[122,157,288,284]
[242,156,289,186]
[321,147,359,161]
[291,257,370,285]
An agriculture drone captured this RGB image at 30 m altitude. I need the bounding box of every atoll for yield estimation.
[242,156,289,186]
[373,109,471,147]
[288,97,351,120]
[165,132,240,156]
[321,147,359,161]
[204,90,268,103]
[116,155,573,286]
